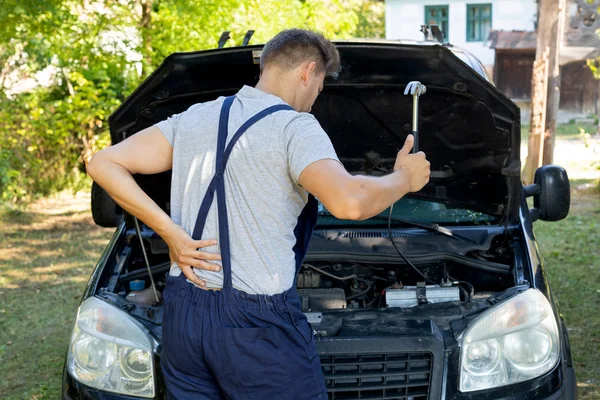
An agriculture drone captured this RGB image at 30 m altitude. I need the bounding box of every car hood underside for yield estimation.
[109,42,522,220]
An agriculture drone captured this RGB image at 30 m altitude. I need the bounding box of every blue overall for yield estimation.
[161,96,328,400]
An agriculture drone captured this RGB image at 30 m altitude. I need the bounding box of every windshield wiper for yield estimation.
[318,210,476,244]
[370,215,477,244]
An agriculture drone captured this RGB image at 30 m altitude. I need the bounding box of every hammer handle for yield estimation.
[411,94,420,153]
[411,131,419,153]
[412,95,419,131]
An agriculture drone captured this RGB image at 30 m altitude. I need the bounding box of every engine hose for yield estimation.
[302,263,357,281]
[347,282,374,300]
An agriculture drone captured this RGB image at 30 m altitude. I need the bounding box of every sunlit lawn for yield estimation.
[0,192,114,399]
[535,191,600,399]
[521,122,597,142]
[0,125,598,399]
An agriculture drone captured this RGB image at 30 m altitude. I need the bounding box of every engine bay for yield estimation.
[96,222,521,338]
[297,263,465,311]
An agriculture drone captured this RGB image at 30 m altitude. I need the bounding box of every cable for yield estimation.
[456,285,469,302]
[387,204,436,285]
[447,274,474,303]
[463,281,474,302]
[302,263,357,281]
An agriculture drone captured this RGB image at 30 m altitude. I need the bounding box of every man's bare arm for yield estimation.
[87,127,174,235]
[86,126,220,287]
[298,135,430,220]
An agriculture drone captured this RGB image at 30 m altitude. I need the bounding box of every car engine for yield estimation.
[99,225,516,336]
[296,263,464,311]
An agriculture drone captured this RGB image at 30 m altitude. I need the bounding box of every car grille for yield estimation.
[321,352,432,400]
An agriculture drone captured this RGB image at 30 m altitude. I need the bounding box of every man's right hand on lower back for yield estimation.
[86,125,222,288]
[162,223,222,288]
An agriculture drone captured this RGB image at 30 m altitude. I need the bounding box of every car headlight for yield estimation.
[66,296,155,398]
[459,289,560,392]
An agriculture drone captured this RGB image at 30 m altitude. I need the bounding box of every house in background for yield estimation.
[486,30,538,120]
[385,0,537,71]
[489,0,600,121]
[386,0,600,122]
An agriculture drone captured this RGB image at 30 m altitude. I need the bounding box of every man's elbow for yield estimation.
[330,196,368,221]
[86,150,107,181]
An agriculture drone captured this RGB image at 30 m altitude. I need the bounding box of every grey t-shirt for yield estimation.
[155,85,339,295]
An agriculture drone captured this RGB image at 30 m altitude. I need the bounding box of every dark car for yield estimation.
[62,40,577,400]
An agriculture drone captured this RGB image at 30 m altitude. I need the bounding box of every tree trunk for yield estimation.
[523,49,550,184]
[524,0,567,182]
[140,0,153,79]
[539,0,567,165]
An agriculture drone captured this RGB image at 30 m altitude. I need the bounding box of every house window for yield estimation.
[466,4,492,42]
[424,6,449,41]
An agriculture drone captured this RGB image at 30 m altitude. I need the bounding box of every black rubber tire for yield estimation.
[91,181,122,227]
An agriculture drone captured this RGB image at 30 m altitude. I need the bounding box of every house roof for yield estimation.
[487,30,537,50]
[487,29,600,64]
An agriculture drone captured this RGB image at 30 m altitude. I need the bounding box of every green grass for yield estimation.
[534,190,600,399]
[0,193,114,399]
[521,122,597,142]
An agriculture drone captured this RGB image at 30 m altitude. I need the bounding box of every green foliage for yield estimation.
[585,22,600,78]
[0,0,140,203]
[150,0,385,66]
[0,0,385,204]
[587,57,600,80]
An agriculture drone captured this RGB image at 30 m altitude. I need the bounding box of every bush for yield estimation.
[0,0,385,205]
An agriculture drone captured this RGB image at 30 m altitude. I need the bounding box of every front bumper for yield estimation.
[62,339,576,400]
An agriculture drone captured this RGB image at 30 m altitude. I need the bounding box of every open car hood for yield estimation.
[109,41,522,222]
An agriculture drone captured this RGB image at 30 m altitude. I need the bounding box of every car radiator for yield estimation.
[320,352,432,400]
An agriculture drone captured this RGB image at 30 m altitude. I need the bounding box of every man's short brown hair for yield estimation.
[260,29,341,79]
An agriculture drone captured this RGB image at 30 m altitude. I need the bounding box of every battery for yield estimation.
[385,285,460,308]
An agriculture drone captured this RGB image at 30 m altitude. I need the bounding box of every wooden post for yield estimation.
[523,48,550,184]
[538,0,567,165]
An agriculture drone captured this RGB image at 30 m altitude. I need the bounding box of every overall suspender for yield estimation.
[191,96,294,289]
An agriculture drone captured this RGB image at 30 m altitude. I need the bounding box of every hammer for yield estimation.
[404,81,427,153]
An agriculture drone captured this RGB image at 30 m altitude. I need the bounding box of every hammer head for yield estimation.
[404,81,427,97]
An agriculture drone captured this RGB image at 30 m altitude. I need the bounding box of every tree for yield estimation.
[539,0,566,166]
[0,0,385,204]
[149,0,384,66]
[522,0,566,184]
[0,1,139,202]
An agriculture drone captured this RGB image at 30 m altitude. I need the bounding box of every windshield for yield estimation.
[317,197,498,226]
